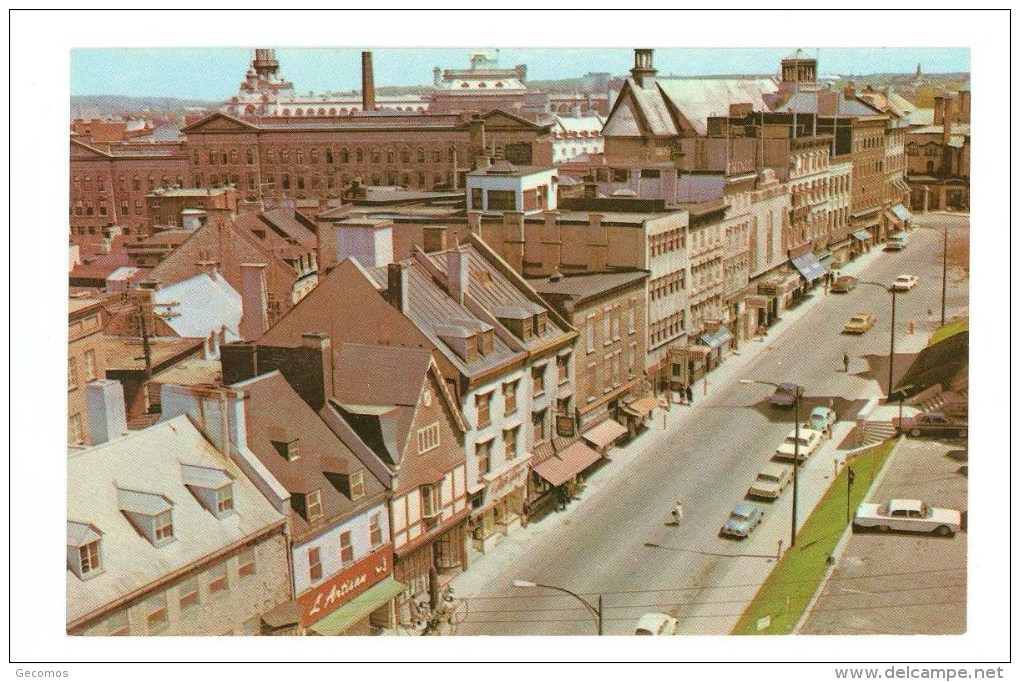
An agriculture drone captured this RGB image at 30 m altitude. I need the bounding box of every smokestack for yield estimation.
[446,245,470,305]
[386,262,409,312]
[362,51,376,112]
[86,379,128,445]
[239,263,269,340]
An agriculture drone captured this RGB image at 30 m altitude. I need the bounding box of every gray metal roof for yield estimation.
[117,489,173,516]
[180,463,233,490]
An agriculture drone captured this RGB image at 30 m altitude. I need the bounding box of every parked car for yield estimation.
[634,612,678,636]
[768,382,800,408]
[830,275,857,293]
[747,462,793,500]
[720,502,765,539]
[892,274,918,291]
[885,233,908,251]
[843,312,877,334]
[809,406,837,435]
[774,427,823,462]
[896,411,968,439]
[853,498,962,536]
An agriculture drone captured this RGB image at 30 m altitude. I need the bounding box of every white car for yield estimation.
[853,498,962,536]
[747,462,793,500]
[892,274,918,291]
[774,428,823,462]
[634,612,678,635]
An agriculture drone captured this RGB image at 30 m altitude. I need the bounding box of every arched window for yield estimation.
[325,148,334,164]
[417,147,426,163]
[448,146,456,163]
[371,147,380,164]
[318,108,325,115]
[281,149,290,164]
[400,148,410,164]
[296,149,305,164]
[329,108,337,115]
[386,149,395,164]
[310,148,319,164]
[355,147,364,163]
[230,149,239,164]
[246,148,255,165]
[340,148,349,164]
[295,108,303,116]
[282,108,290,116]
[432,148,442,163]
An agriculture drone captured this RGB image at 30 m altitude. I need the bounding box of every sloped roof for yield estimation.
[769,89,879,117]
[657,77,779,135]
[602,95,645,137]
[332,343,432,407]
[629,82,680,136]
[151,271,242,342]
[66,416,285,627]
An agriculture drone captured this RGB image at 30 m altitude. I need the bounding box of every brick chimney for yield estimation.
[446,245,470,305]
[86,379,128,445]
[631,48,657,88]
[362,51,376,112]
[386,262,409,312]
[843,80,856,100]
[239,263,269,341]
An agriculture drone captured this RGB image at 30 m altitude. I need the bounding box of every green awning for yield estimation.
[307,577,405,636]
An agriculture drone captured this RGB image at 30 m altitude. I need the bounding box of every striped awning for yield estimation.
[791,252,829,283]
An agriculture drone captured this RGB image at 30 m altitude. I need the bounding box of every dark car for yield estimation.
[768,383,800,408]
[830,275,857,293]
[897,412,968,439]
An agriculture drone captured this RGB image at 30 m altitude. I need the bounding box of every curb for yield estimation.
[793,435,905,634]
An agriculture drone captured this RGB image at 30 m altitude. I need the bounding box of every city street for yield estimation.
[449,213,969,636]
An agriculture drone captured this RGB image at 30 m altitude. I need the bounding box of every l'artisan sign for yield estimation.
[298,544,393,626]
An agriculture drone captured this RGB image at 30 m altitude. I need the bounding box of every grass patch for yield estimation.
[928,317,968,347]
[730,439,898,635]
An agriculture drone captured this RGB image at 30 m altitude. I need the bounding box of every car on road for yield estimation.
[774,427,823,462]
[843,312,877,334]
[721,502,765,539]
[809,406,838,435]
[896,411,968,439]
[892,274,918,291]
[767,382,800,408]
[852,498,962,536]
[634,612,678,636]
[830,275,858,293]
[747,463,793,500]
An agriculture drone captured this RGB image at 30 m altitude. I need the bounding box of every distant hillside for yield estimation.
[70,95,218,117]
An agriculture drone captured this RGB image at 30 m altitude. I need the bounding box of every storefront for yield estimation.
[261,545,403,636]
[756,273,800,328]
[620,395,663,436]
[850,229,874,258]
[790,252,829,293]
[393,515,469,626]
[699,325,734,372]
[889,203,913,230]
[469,457,531,553]
[529,439,603,514]
[581,417,629,455]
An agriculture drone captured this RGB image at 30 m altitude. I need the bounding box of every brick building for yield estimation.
[68,293,109,444]
[906,87,970,211]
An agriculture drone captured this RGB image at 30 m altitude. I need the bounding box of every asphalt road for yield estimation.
[449,214,970,636]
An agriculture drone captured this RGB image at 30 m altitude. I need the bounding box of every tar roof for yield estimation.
[66,416,285,626]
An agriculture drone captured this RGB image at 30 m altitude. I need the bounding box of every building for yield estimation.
[528,270,649,438]
[905,87,970,211]
[145,186,239,236]
[68,293,110,444]
[466,162,557,214]
[551,114,606,163]
[161,375,401,636]
[429,51,529,115]
[66,416,291,635]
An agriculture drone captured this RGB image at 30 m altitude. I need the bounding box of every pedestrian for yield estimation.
[842,351,850,373]
[686,384,694,405]
[671,500,684,525]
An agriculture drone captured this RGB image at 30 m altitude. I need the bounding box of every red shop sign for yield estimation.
[298,544,394,626]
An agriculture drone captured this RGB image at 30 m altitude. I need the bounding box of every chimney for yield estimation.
[362,51,376,112]
[386,262,409,312]
[631,49,657,88]
[843,80,856,100]
[446,245,470,305]
[589,212,603,232]
[301,332,332,409]
[239,263,269,340]
[86,379,128,445]
[933,93,946,126]
[316,222,337,273]
[468,210,482,236]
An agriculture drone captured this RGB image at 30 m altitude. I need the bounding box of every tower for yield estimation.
[781,49,818,86]
[631,48,657,87]
[252,49,280,80]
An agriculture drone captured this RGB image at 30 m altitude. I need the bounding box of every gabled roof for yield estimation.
[768,89,880,117]
[180,111,260,134]
[67,416,285,628]
[150,271,242,343]
[332,343,433,408]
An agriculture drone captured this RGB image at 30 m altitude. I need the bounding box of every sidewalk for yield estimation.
[450,247,892,601]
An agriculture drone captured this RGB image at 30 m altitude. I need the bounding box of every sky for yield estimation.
[70,46,971,101]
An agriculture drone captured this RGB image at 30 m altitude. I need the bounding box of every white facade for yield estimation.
[291,507,390,596]
[552,115,606,163]
[466,165,558,214]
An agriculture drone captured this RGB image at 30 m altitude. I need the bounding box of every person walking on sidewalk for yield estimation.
[842,351,850,373]
[686,385,694,405]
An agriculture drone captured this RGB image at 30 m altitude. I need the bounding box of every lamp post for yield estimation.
[741,379,803,548]
[859,280,900,399]
[510,579,603,635]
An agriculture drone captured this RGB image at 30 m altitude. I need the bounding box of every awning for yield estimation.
[790,252,829,283]
[894,178,911,193]
[851,230,873,242]
[699,327,733,350]
[892,203,912,222]
[307,577,406,636]
[816,249,833,265]
[621,396,663,420]
[581,418,628,449]
[532,441,602,487]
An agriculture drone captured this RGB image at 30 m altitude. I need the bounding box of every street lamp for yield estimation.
[740,379,803,548]
[510,579,603,635]
[916,222,949,326]
[858,280,902,399]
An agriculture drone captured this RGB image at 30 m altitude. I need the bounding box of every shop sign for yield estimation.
[482,459,530,503]
[298,544,393,626]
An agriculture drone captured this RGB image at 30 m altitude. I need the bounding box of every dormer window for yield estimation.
[349,471,365,500]
[118,489,176,547]
[534,312,549,337]
[270,429,300,461]
[181,464,235,519]
[306,489,323,521]
[67,521,103,580]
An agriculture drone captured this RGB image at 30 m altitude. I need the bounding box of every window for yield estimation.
[476,439,493,480]
[280,149,290,164]
[229,149,239,164]
[612,168,629,182]
[471,187,483,209]
[310,148,319,163]
[532,409,547,443]
[532,365,546,395]
[308,547,323,582]
[237,545,256,578]
[79,540,101,575]
[349,470,364,500]
[641,169,661,179]
[306,489,323,522]
[586,316,596,353]
[68,357,78,390]
[421,484,441,518]
[557,354,570,384]
[266,150,275,165]
[215,485,234,514]
[154,510,174,543]
[503,380,518,416]
[417,423,440,453]
[246,149,255,165]
[178,576,200,611]
[503,426,518,461]
[339,531,354,566]
[145,594,168,634]
[369,513,383,547]
[476,392,493,428]
[487,190,516,211]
